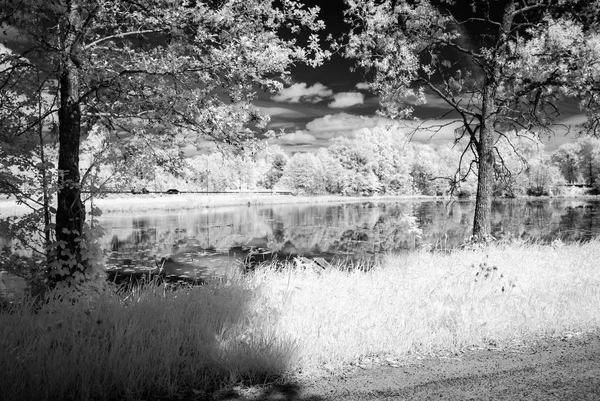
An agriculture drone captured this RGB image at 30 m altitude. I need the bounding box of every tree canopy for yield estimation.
[341,0,600,238]
[0,0,328,288]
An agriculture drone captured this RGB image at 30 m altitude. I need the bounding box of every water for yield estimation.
[99,198,600,280]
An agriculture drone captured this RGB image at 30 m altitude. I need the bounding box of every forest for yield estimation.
[70,125,600,198]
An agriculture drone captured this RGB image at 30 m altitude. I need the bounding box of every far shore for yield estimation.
[0,193,438,216]
[0,190,598,217]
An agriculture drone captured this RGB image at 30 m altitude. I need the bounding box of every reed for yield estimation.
[1,240,599,400]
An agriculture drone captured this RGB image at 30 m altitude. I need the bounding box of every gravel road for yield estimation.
[218,331,600,401]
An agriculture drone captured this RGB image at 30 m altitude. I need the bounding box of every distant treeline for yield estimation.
[78,128,600,198]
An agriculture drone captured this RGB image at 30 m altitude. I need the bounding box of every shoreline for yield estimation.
[1,192,599,217]
[0,193,440,216]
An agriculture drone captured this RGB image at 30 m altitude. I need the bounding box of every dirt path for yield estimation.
[218,331,600,400]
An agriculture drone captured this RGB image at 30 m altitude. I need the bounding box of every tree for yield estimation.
[260,145,289,189]
[353,127,413,194]
[494,130,545,196]
[342,0,600,238]
[280,152,325,194]
[576,137,600,188]
[551,142,583,184]
[525,157,565,196]
[1,0,328,287]
[410,143,454,196]
[315,147,348,194]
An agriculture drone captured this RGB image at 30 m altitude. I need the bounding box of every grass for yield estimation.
[2,240,600,400]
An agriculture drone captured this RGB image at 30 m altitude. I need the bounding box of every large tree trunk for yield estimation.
[472,0,514,240]
[472,120,495,238]
[50,4,86,285]
[472,87,495,239]
[51,64,87,283]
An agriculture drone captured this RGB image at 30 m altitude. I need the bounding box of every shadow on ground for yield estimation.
[208,381,327,401]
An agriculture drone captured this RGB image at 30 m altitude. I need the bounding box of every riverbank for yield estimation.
[0,193,438,216]
[2,191,599,217]
[1,240,599,400]
[94,193,439,214]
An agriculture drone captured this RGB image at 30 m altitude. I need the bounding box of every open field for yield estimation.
[1,240,600,400]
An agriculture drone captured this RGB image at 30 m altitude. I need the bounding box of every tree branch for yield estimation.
[83,29,163,50]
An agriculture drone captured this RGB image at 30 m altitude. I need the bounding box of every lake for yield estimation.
[99,198,600,281]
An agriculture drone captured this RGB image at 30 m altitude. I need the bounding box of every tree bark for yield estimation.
[472,0,515,240]
[53,64,86,282]
[50,4,86,284]
[472,112,495,238]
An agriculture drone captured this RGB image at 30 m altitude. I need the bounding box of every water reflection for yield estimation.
[100,199,600,278]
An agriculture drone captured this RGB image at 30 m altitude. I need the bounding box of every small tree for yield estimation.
[280,152,325,195]
[576,137,600,188]
[316,148,348,194]
[551,142,583,184]
[342,0,600,238]
[261,145,289,190]
[526,158,565,196]
[494,130,545,196]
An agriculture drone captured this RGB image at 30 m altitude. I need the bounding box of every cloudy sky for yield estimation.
[1,1,586,157]
[251,0,587,155]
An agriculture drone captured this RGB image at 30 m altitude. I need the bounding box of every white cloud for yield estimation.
[272,82,333,103]
[270,113,470,153]
[303,112,469,146]
[257,106,305,118]
[328,92,365,108]
[279,131,318,144]
[305,113,393,133]
[403,119,464,142]
[355,82,370,90]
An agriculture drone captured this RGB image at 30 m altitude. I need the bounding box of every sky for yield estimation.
[1,1,587,158]
[249,0,587,156]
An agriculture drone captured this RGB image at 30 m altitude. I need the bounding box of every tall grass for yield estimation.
[2,240,600,400]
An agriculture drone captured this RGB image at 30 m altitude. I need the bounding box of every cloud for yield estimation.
[304,113,471,146]
[328,92,365,108]
[268,112,472,153]
[267,121,302,130]
[305,113,393,133]
[355,82,370,90]
[403,119,464,142]
[257,106,305,118]
[279,131,318,144]
[272,82,333,103]
[542,113,589,151]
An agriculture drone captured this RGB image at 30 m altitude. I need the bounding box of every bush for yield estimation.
[456,189,472,198]
[526,186,549,197]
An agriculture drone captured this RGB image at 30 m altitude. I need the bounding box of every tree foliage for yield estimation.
[1,0,329,288]
[552,137,600,192]
[280,152,325,195]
